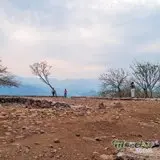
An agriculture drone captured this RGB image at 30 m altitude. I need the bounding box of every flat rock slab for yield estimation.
[116,148,160,160]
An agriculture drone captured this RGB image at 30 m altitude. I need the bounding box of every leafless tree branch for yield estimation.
[30,61,56,96]
[99,68,129,97]
[0,60,20,87]
[130,61,160,98]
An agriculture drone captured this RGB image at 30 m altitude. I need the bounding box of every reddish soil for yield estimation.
[0,98,160,160]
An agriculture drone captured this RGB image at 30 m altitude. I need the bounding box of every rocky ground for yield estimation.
[0,97,160,160]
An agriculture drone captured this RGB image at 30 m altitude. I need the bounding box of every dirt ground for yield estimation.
[0,98,160,160]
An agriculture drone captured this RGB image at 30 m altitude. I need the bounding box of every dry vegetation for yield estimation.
[0,97,160,160]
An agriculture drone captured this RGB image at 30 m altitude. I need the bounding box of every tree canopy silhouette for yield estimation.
[99,68,128,97]
[131,61,160,98]
[0,60,19,87]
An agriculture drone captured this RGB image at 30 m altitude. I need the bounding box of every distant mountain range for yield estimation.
[0,77,101,97]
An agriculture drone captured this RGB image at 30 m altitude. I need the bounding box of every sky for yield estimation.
[0,0,160,79]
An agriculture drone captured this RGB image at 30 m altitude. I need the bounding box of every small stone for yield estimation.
[12,131,17,134]
[49,151,56,158]
[76,133,80,137]
[115,116,120,120]
[40,130,45,134]
[100,154,113,160]
[34,142,40,145]
[1,112,7,116]
[49,144,54,148]
[76,112,85,116]
[95,137,102,141]
[9,138,15,143]
[25,145,31,149]
[13,143,21,147]
[22,127,26,130]
[93,152,99,155]
[82,137,95,142]
[7,128,12,132]
[54,139,60,143]
[5,132,11,136]
[3,125,8,129]
[112,102,123,108]
[51,149,57,153]
[95,136,107,141]
[56,155,61,158]
[38,154,43,158]
[16,136,25,139]
[92,152,99,159]
[137,134,142,138]
[99,103,106,109]
[155,121,160,124]
[24,147,30,153]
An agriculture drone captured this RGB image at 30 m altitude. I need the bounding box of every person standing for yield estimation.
[130,82,135,98]
[64,89,67,98]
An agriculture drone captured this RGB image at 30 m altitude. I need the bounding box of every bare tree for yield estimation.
[120,79,144,98]
[130,61,160,98]
[99,68,128,97]
[30,61,57,96]
[0,60,19,87]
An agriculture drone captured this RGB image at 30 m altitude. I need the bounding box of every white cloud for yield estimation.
[10,27,41,44]
[138,41,160,53]
[0,0,160,79]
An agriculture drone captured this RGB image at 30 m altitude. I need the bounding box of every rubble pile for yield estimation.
[0,97,71,109]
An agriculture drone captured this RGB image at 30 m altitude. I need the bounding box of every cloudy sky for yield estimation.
[0,0,160,79]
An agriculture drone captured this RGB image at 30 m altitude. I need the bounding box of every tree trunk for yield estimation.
[143,88,148,98]
[47,84,57,97]
[149,89,153,98]
[118,87,121,98]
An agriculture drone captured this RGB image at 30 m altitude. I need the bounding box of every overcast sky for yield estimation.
[0,0,160,79]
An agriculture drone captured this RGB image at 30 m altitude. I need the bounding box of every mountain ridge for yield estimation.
[0,77,100,96]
